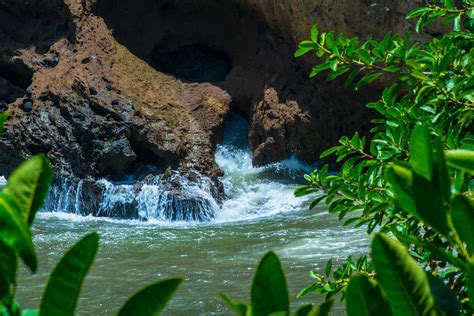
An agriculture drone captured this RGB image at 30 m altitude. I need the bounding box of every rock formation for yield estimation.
[0,0,426,219]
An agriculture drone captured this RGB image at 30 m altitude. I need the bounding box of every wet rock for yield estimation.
[111,98,119,105]
[95,138,137,175]
[21,100,33,112]
[0,101,7,112]
[106,82,113,91]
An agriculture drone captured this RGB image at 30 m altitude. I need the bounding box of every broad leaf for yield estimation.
[21,309,39,316]
[294,304,313,316]
[306,297,334,316]
[346,275,391,316]
[219,293,247,316]
[469,264,474,310]
[119,278,182,316]
[451,195,474,254]
[371,233,437,316]
[0,241,17,298]
[0,196,36,272]
[409,125,433,181]
[3,155,53,225]
[40,232,99,316]
[445,150,474,174]
[251,251,289,316]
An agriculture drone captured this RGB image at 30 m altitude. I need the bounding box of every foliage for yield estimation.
[223,126,473,316]
[0,114,182,315]
[294,0,473,313]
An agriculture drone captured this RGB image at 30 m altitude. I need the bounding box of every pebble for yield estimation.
[106,82,113,91]
[111,99,119,105]
[22,101,33,112]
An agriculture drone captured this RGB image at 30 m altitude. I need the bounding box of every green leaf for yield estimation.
[309,196,325,210]
[251,251,289,316]
[409,125,433,181]
[119,278,183,316]
[21,310,39,316]
[453,15,461,31]
[0,241,17,299]
[445,150,474,174]
[406,7,432,20]
[451,195,474,254]
[357,49,373,64]
[219,293,247,316]
[469,264,474,310]
[40,233,99,316]
[310,63,331,78]
[306,297,335,316]
[325,258,333,277]
[311,25,319,42]
[355,73,382,91]
[0,195,36,272]
[0,111,7,138]
[294,185,316,197]
[346,275,392,316]
[319,146,339,159]
[3,155,53,225]
[371,233,437,316]
[294,304,313,316]
[445,0,454,10]
[385,165,416,214]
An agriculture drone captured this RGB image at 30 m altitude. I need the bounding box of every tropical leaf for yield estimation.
[0,196,36,272]
[119,278,183,316]
[0,241,17,298]
[251,251,289,316]
[445,150,474,174]
[346,275,391,316]
[3,154,53,225]
[371,233,437,316]
[219,293,247,316]
[451,195,474,254]
[40,233,99,316]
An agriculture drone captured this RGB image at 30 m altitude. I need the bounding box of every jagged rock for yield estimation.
[0,0,431,217]
[95,138,137,174]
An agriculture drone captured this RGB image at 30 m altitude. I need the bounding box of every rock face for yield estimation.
[0,0,425,218]
[0,0,231,199]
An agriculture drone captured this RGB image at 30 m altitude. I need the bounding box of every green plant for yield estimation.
[294,0,473,312]
[225,126,472,316]
[0,115,182,315]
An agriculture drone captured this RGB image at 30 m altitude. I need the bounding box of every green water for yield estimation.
[15,113,369,314]
[17,206,368,315]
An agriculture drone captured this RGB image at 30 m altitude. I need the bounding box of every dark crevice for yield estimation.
[0,60,33,103]
[150,44,231,83]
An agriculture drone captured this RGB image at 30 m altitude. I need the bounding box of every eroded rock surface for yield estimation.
[0,0,426,218]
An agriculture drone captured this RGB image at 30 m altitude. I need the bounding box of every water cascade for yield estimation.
[42,112,313,223]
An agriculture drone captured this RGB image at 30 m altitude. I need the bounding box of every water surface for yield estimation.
[16,113,369,315]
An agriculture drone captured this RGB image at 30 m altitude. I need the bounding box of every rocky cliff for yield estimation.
[0,0,423,219]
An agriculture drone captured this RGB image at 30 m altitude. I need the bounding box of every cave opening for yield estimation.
[150,44,231,83]
[0,60,33,103]
[93,0,293,116]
